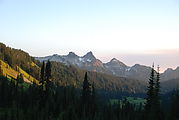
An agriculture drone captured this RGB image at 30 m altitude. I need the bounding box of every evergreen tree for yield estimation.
[40,61,45,84]
[17,73,24,84]
[145,64,155,119]
[154,65,161,119]
[44,60,52,93]
[4,53,12,67]
[16,74,23,92]
[81,72,92,116]
[45,61,51,83]
[82,72,91,104]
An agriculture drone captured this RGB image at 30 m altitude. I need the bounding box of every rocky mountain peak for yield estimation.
[166,68,173,72]
[110,58,118,62]
[52,54,59,56]
[83,51,96,61]
[67,52,78,58]
[107,58,127,67]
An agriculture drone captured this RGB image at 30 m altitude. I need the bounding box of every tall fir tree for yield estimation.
[154,65,161,119]
[40,61,45,84]
[17,73,24,84]
[82,72,91,105]
[81,72,93,117]
[16,74,23,93]
[145,64,155,119]
[44,60,54,96]
[45,61,51,83]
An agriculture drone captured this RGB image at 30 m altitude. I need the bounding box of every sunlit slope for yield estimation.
[0,60,18,79]
[16,66,40,85]
[0,60,40,85]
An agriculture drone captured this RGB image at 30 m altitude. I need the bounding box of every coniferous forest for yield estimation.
[0,60,179,120]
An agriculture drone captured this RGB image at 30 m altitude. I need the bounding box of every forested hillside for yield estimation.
[51,62,147,93]
[0,43,40,79]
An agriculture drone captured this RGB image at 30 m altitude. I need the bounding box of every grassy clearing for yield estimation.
[110,97,146,107]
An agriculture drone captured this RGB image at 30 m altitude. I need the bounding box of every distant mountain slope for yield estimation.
[36,52,179,82]
[36,52,153,81]
[51,62,147,93]
[160,67,179,81]
[161,78,179,93]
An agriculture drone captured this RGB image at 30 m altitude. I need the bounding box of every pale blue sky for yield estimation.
[0,0,179,71]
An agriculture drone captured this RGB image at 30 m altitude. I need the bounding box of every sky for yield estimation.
[0,0,179,72]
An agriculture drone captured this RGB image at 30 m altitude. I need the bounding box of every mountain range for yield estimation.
[35,51,179,82]
[1,42,179,93]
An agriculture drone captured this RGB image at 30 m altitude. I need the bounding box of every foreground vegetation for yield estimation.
[0,62,179,120]
[0,75,145,120]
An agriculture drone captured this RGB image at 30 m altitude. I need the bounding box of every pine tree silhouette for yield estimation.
[81,72,92,116]
[145,64,155,119]
[45,61,51,83]
[154,65,161,120]
[82,72,91,105]
[40,61,45,84]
